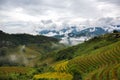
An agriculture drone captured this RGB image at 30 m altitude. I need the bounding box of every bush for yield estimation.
[0,48,7,56]
[68,64,82,80]
[55,46,78,61]
[93,46,99,49]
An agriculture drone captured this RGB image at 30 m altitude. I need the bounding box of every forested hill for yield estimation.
[0,30,64,67]
[0,30,59,47]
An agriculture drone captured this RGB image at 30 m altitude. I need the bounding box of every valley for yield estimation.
[1,0,120,80]
[0,30,120,80]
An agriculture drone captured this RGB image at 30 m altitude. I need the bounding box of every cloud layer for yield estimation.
[0,0,120,34]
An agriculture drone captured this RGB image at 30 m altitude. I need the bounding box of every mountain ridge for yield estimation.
[38,25,120,45]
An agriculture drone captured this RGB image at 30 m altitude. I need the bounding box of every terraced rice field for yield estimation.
[34,41,120,80]
[53,61,68,72]
[34,61,71,80]
[84,64,120,80]
[68,41,120,79]
[33,72,73,80]
[0,67,29,74]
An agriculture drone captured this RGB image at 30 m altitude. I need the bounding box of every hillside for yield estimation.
[0,30,120,80]
[48,31,120,61]
[33,31,120,80]
[0,30,65,67]
[0,30,59,47]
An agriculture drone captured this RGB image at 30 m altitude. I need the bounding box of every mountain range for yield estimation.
[38,24,120,45]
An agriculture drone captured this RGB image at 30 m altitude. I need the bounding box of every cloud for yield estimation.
[0,21,38,34]
[0,0,101,21]
[88,17,120,27]
[41,20,53,24]
[0,0,120,34]
[98,0,120,6]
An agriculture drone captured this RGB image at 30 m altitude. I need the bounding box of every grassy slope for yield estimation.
[0,67,37,80]
[72,33,120,57]
[49,33,120,62]
[33,32,120,80]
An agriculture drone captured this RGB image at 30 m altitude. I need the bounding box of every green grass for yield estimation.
[0,67,37,80]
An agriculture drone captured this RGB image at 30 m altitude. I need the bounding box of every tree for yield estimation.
[113,30,119,33]
[0,48,7,56]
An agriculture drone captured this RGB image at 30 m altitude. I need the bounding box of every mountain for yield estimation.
[38,25,120,45]
[0,30,120,80]
[0,30,65,67]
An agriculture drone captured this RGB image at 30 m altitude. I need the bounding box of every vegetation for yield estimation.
[33,32,120,80]
[0,30,65,67]
[68,40,120,79]
[0,30,120,80]
[0,30,59,47]
[34,72,73,80]
[0,67,37,80]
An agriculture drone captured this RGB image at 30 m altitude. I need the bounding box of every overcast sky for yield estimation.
[0,0,120,34]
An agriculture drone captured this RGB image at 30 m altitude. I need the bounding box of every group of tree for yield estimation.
[0,30,59,47]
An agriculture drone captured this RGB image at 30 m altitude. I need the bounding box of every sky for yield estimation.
[0,0,120,34]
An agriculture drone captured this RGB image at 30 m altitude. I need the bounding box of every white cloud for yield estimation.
[44,32,57,37]
[0,0,120,34]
